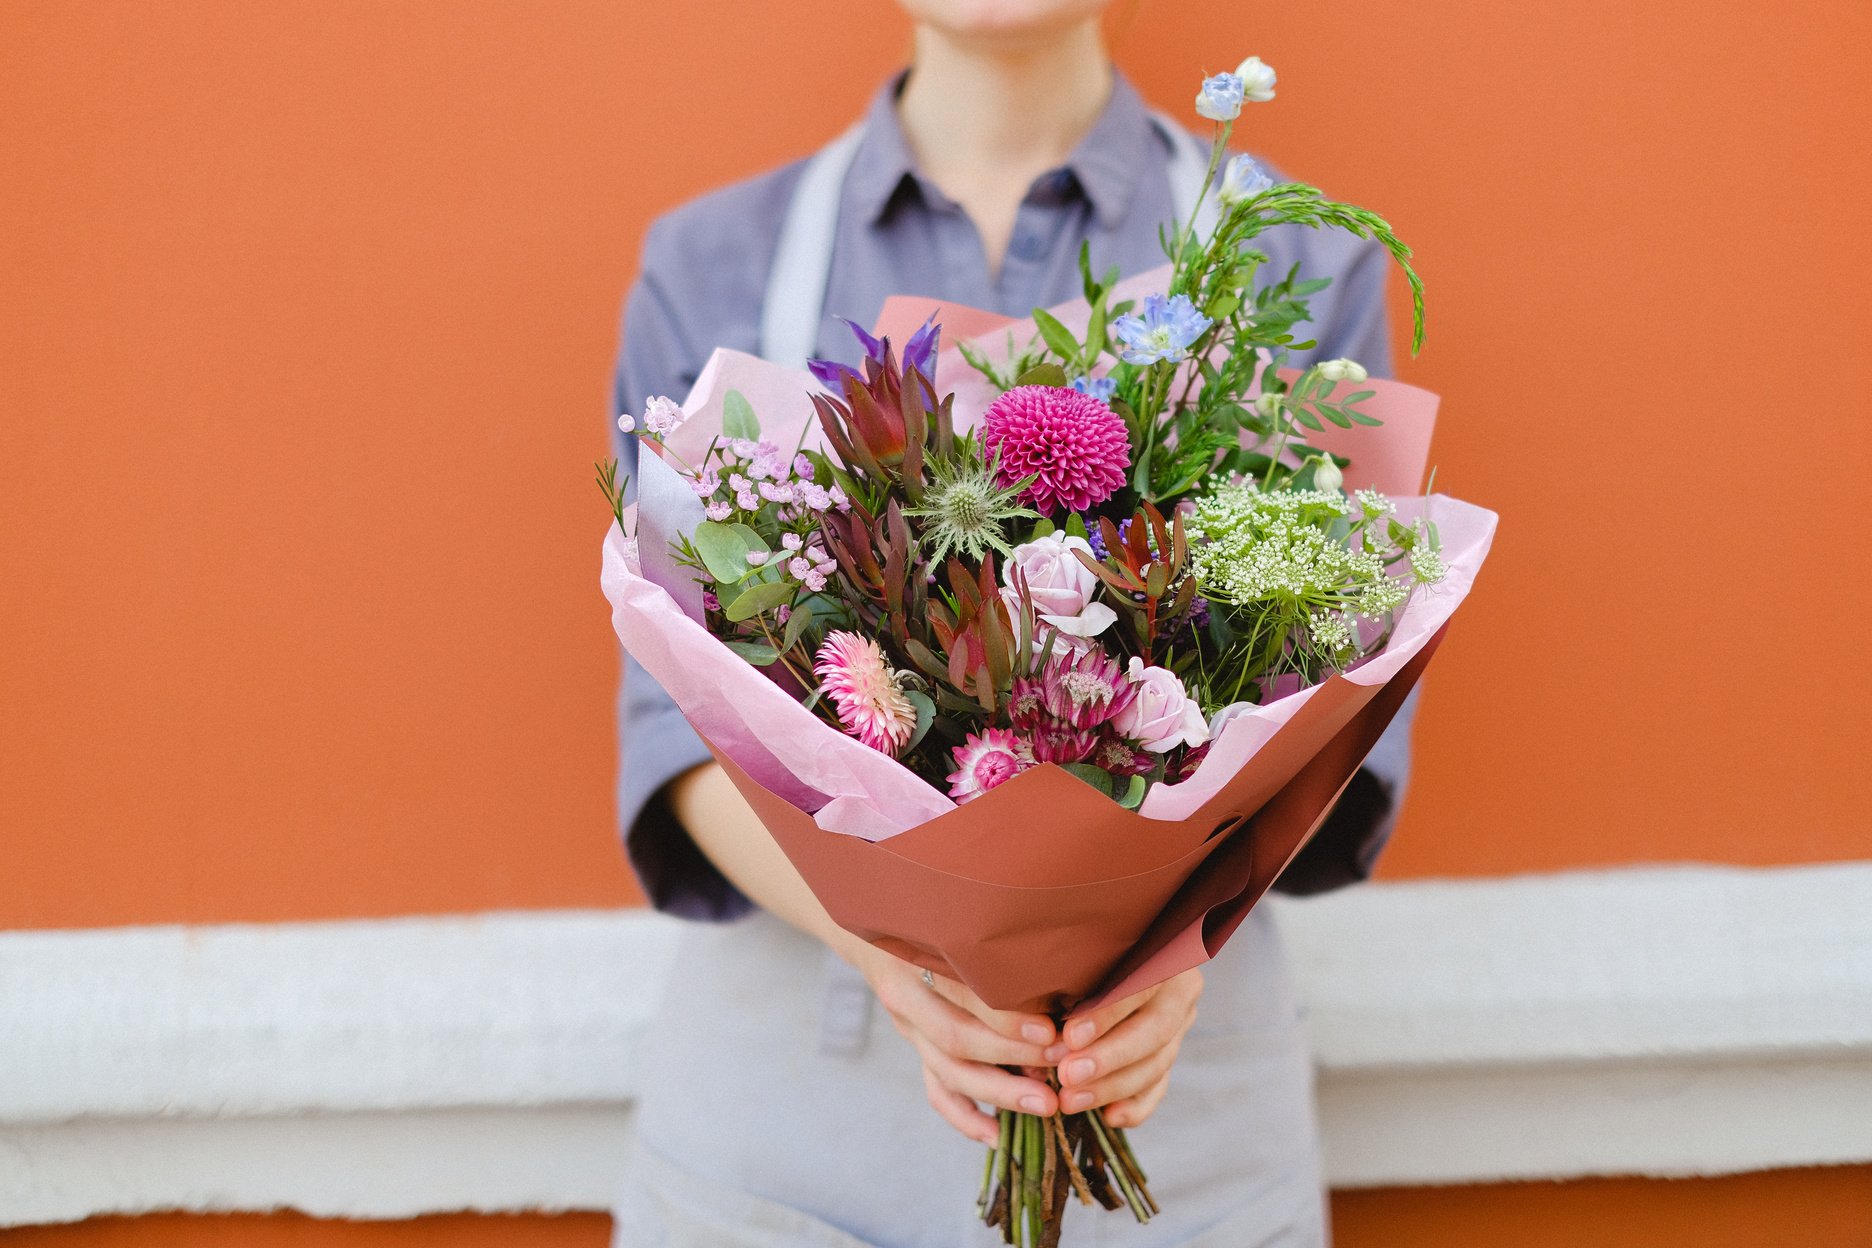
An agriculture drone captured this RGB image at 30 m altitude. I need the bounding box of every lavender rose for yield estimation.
[1116,657,1210,752]
[1000,534,1118,640]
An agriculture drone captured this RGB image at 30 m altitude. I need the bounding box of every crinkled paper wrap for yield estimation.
[603,282,1497,1012]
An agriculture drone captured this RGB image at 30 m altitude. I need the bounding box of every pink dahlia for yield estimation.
[948,729,1032,802]
[814,631,917,755]
[982,384,1131,515]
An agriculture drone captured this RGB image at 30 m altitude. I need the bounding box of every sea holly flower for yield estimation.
[902,449,1039,565]
[1195,72,1245,121]
[1115,658,1209,752]
[947,729,1032,803]
[1113,294,1212,366]
[1217,154,1274,205]
[1234,56,1277,103]
[982,385,1130,514]
[814,631,917,755]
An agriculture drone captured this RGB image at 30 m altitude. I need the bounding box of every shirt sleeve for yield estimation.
[1267,222,1415,895]
[611,221,754,922]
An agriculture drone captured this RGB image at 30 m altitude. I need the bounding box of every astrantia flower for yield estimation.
[947,729,1032,803]
[902,450,1039,565]
[982,385,1131,515]
[814,631,917,756]
[1113,294,1212,366]
[1195,72,1245,121]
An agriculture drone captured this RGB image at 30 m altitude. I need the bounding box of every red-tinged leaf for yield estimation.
[1145,562,1169,599]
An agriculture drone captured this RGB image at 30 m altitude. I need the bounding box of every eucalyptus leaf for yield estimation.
[1117,774,1147,810]
[1061,763,1116,797]
[722,579,796,622]
[692,520,769,584]
[722,389,760,440]
[724,640,780,666]
[904,690,936,752]
[780,599,814,652]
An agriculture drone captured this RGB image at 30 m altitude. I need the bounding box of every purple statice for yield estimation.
[1113,293,1212,366]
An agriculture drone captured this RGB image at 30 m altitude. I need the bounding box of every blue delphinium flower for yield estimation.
[1217,154,1274,205]
[1195,72,1245,122]
[1113,294,1213,366]
[1069,374,1118,402]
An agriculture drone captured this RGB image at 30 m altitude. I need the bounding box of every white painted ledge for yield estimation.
[2,862,1869,1225]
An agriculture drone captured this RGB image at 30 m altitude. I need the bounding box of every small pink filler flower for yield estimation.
[947,729,1032,803]
[814,631,917,755]
[983,384,1131,515]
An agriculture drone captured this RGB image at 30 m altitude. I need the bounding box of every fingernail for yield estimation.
[1067,1020,1095,1048]
[1064,1057,1095,1084]
[1042,1043,1066,1063]
[1062,1090,1094,1113]
[1019,1094,1047,1113]
[1021,1022,1051,1044]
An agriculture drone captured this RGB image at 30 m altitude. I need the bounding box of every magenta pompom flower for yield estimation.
[947,728,1032,802]
[814,630,917,755]
[983,384,1131,515]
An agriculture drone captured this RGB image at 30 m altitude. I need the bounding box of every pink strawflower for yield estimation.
[982,384,1131,514]
[814,631,917,755]
[947,729,1032,802]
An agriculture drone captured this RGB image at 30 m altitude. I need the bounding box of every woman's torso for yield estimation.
[610,72,1389,1246]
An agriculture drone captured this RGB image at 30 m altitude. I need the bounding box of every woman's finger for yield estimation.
[923,1067,1000,1145]
[1057,980,1198,1092]
[1057,1033,1182,1114]
[909,1030,1059,1116]
[1103,1071,1173,1129]
[878,975,1052,1067]
[876,980,1055,1070]
[1049,981,1164,1058]
[927,974,1057,1047]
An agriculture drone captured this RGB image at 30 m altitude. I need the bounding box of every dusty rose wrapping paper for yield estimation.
[603,288,1497,1012]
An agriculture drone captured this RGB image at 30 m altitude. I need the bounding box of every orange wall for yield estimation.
[3,1,1869,927]
[7,1168,1869,1247]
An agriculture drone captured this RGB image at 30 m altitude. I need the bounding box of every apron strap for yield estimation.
[759,124,865,370]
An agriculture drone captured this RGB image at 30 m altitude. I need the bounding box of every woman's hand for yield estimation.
[1047,968,1203,1129]
[851,943,1061,1146]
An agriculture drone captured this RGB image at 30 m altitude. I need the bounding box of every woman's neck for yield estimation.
[896,19,1112,276]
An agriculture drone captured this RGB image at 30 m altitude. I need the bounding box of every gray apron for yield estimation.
[612,118,1328,1248]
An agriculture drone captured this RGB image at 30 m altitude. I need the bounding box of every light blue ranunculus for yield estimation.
[1195,72,1245,122]
[1113,294,1214,366]
[1217,154,1274,205]
[1069,374,1118,402]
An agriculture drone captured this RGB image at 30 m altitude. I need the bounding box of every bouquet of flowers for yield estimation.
[600,58,1496,1248]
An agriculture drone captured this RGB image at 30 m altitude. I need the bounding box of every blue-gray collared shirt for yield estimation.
[612,71,1411,919]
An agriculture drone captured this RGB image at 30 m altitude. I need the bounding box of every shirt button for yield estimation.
[1010,229,1046,262]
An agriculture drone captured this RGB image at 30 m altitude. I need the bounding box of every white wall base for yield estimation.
[3,862,1868,1225]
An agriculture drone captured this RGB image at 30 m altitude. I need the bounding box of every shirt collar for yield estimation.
[845,69,1161,230]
